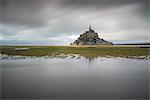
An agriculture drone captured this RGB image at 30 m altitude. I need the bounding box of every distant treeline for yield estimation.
[114,43,150,45]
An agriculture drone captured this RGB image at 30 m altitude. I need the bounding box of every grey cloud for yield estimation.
[1,0,61,28]
[0,0,149,45]
[2,0,148,28]
[62,0,148,10]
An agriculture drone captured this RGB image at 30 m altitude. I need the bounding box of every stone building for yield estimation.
[71,25,113,45]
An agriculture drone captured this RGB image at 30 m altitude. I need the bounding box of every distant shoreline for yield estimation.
[114,43,150,45]
[1,44,150,47]
[70,44,150,48]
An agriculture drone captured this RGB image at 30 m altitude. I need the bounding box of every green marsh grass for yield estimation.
[0,45,149,59]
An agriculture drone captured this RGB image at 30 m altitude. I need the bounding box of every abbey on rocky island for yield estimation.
[71,25,113,45]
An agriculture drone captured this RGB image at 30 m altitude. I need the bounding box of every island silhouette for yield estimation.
[71,25,113,45]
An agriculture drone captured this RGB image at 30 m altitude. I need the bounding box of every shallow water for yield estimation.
[1,57,149,100]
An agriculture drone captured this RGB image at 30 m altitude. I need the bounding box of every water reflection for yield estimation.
[1,57,149,100]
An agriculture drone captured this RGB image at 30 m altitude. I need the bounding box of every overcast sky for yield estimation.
[1,0,149,45]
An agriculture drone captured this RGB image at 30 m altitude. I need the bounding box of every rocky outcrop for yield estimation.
[71,26,113,45]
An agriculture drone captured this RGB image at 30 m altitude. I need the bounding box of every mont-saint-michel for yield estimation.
[1,0,149,99]
[71,25,113,45]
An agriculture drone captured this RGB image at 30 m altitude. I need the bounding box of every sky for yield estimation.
[0,0,149,45]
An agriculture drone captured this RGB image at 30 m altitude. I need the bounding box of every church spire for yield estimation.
[89,24,92,31]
